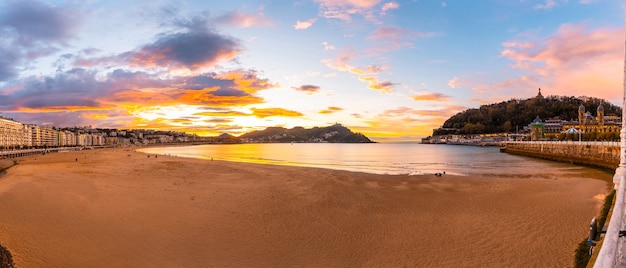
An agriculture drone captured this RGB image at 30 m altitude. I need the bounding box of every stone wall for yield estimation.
[503,142,619,170]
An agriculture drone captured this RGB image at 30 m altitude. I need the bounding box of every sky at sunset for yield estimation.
[0,0,623,141]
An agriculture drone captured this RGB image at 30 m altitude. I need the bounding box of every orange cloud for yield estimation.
[177,90,265,107]
[359,76,396,91]
[412,93,450,102]
[215,70,277,94]
[250,107,304,118]
[323,48,397,91]
[193,111,249,117]
[319,106,344,114]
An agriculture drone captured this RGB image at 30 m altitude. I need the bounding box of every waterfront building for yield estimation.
[28,124,42,147]
[77,133,104,146]
[561,104,621,134]
[528,103,621,141]
[22,124,32,147]
[41,127,58,147]
[544,117,565,134]
[529,116,545,141]
[58,130,77,146]
[0,117,26,148]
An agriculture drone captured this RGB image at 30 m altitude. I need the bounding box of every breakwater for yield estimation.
[502,141,619,170]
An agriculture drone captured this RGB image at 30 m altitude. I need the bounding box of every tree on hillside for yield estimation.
[432,95,621,136]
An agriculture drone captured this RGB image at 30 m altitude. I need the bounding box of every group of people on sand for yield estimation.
[434,171,446,177]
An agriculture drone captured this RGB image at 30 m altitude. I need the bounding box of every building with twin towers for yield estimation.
[530,91,621,141]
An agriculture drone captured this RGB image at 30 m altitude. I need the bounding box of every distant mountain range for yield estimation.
[432,92,621,136]
[217,124,374,143]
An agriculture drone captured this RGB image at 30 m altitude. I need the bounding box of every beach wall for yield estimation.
[503,141,619,170]
[0,159,14,171]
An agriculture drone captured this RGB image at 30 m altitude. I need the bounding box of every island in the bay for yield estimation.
[218,123,374,143]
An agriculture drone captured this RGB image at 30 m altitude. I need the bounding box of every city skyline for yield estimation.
[0,0,622,141]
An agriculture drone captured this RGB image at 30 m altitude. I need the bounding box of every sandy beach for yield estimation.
[0,148,610,267]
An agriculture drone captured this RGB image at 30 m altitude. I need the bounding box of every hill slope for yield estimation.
[433,94,621,136]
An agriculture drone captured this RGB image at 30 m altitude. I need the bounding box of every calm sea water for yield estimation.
[138,143,612,180]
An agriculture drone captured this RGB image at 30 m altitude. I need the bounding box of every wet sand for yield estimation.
[0,148,610,267]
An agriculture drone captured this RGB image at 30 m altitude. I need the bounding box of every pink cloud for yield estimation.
[314,0,383,21]
[534,0,559,9]
[381,2,400,14]
[211,11,274,28]
[366,27,440,53]
[316,0,381,8]
[321,41,336,51]
[500,23,622,100]
[294,18,317,30]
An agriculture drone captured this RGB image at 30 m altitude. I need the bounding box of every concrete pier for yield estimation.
[503,141,619,170]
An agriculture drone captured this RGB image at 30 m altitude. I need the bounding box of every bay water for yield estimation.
[138,143,612,181]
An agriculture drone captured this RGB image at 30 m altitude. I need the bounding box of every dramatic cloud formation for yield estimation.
[500,23,622,99]
[0,0,79,42]
[0,66,278,133]
[0,0,619,140]
[0,68,113,111]
[129,31,241,70]
[0,0,80,81]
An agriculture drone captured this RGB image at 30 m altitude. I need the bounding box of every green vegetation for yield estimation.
[433,95,621,136]
[573,190,615,268]
[240,124,374,143]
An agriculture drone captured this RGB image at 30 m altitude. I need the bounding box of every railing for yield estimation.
[594,175,625,267]
[505,140,620,147]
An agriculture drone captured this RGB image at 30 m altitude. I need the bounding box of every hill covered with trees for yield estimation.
[432,92,621,136]
[239,124,374,143]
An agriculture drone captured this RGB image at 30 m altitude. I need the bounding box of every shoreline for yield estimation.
[0,148,612,267]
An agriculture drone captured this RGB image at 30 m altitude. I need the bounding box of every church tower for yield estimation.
[578,104,586,125]
[597,104,605,126]
[536,88,544,99]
